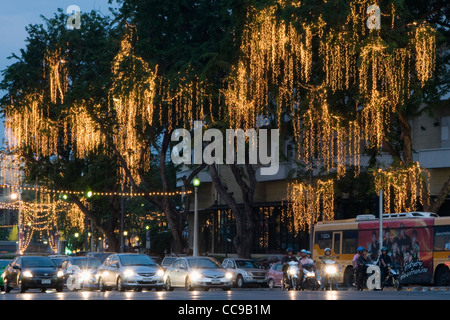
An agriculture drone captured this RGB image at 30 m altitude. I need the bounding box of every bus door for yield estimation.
[332,231,342,259]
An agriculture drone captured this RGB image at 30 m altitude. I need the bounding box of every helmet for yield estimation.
[381,247,388,252]
[286,248,293,254]
[357,246,365,252]
[301,249,307,254]
[324,248,331,253]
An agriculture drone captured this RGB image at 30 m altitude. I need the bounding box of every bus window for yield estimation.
[333,232,341,255]
[315,231,332,250]
[343,230,358,254]
[434,225,450,251]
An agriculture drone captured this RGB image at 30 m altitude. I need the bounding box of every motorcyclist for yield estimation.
[297,250,315,287]
[378,247,391,282]
[282,248,298,289]
[282,248,297,264]
[296,249,307,262]
[353,246,364,287]
[319,248,339,289]
[356,247,371,290]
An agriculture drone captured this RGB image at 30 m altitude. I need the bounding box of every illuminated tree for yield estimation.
[224,0,448,222]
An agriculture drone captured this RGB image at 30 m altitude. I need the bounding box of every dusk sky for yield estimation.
[0,0,119,145]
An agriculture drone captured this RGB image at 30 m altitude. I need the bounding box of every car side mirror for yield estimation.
[179,265,186,270]
[13,265,20,270]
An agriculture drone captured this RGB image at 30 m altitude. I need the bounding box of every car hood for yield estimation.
[194,268,227,277]
[240,268,268,273]
[24,267,58,276]
[120,265,161,273]
[77,267,99,273]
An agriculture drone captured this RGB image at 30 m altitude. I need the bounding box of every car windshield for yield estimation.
[235,260,258,268]
[72,258,101,269]
[119,255,156,266]
[188,258,222,269]
[0,260,10,268]
[22,257,56,268]
[50,258,64,266]
[162,257,176,265]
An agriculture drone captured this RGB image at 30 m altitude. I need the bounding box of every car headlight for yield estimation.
[80,271,92,281]
[23,271,33,278]
[190,271,202,281]
[123,269,135,277]
[156,269,164,277]
[225,272,233,279]
[57,270,64,278]
[325,265,337,275]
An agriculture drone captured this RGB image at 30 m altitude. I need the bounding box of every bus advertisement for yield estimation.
[312,213,450,287]
[358,219,433,284]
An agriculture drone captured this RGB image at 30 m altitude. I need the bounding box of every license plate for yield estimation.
[211,279,220,284]
[142,278,152,282]
[41,279,51,284]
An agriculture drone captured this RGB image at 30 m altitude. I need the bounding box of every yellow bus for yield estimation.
[312,212,450,287]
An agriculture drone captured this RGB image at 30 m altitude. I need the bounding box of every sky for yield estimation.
[0,0,120,145]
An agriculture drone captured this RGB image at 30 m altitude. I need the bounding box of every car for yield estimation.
[0,259,12,291]
[61,257,102,291]
[222,258,268,288]
[96,253,164,292]
[161,256,177,270]
[164,256,232,291]
[86,252,116,264]
[2,256,64,293]
[267,262,284,289]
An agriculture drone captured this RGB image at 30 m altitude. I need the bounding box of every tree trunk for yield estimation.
[428,175,450,213]
[209,164,256,259]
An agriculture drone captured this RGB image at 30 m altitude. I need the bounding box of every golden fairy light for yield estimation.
[223,5,318,129]
[109,26,159,185]
[414,22,436,87]
[226,1,436,180]
[44,48,68,104]
[5,93,59,159]
[374,162,430,214]
[286,179,334,232]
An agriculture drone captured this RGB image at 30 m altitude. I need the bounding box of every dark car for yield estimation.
[0,259,12,291]
[2,256,64,293]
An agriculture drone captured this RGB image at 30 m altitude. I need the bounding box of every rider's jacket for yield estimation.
[282,254,297,264]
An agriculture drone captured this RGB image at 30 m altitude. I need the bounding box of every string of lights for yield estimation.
[0,184,192,197]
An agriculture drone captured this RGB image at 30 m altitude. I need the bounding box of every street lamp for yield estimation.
[11,190,22,254]
[192,177,200,256]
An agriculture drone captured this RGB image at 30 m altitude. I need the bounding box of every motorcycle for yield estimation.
[299,263,320,290]
[321,259,339,290]
[282,261,300,291]
[355,261,381,291]
[380,263,401,291]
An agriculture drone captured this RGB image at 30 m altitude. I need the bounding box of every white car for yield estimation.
[64,257,102,291]
[222,258,268,288]
[96,254,164,291]
[164,257,232,291]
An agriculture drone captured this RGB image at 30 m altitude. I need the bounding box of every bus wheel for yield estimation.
[435,266,450,286]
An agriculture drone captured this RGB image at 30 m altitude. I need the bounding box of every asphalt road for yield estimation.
[1,287,450,300]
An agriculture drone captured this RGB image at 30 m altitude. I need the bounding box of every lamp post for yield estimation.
[11,190,22,254]
[192,177,200,256]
